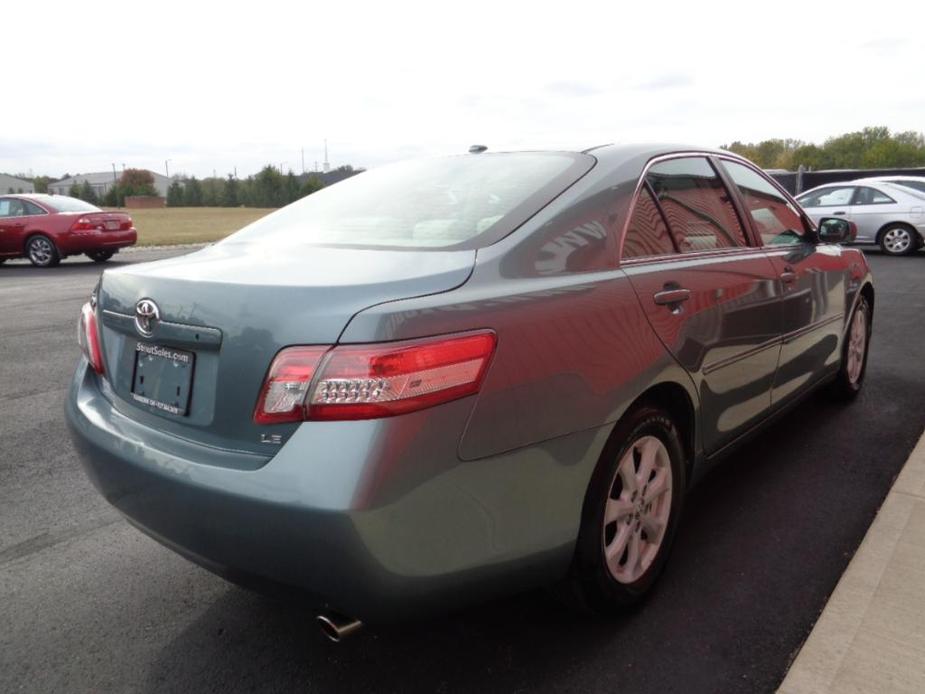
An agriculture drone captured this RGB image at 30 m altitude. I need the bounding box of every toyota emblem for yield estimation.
[134,298,160,337]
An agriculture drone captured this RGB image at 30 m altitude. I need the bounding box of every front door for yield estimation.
[0,198,27,255]
[621,156,783,455]
[717,158,846,406]
[849,185,903,245]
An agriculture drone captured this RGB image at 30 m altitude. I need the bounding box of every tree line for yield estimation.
[723,126,925,171]
[165,166,332,208]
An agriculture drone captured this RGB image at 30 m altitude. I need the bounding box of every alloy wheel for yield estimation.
[28,237,54,266]
[847,305,867,385]
[602,435,673,584]
[882,227,912,254]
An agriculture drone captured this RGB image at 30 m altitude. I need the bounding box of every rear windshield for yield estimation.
[224,152,594,250]
[47,196,101,213]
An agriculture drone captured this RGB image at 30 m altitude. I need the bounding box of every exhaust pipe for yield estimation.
[316,612,363,642]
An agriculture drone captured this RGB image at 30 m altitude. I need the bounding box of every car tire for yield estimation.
[26,235,60,268]
[830,295,872,400]
[87,250,114,263]
[878,224,918,256]
[566,405,686,614]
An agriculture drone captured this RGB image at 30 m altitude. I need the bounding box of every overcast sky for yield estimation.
[3,0,923,179]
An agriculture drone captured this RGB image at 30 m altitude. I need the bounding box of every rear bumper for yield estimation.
[65,361,607,622]
[58,228,137,254]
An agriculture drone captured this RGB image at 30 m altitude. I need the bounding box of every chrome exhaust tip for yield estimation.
[316,612,363,642]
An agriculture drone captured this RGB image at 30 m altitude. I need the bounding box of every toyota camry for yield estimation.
[66,144,874,640]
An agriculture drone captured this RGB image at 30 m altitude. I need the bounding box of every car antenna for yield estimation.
[468,144,488,154]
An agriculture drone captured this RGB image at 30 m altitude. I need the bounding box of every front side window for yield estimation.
[798,187,854,208]
[225,153,594,250]
[852,187,895,205]
[622,186,677,259]
[646,157,747,252]
[720,160,807,246]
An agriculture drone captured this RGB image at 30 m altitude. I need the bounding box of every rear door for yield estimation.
[718,158,846,406]
[849,185,901,244]
[621,156,783,455]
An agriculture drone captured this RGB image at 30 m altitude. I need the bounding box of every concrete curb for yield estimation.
[779,427,925,693]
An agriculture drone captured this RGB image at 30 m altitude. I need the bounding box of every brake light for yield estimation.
[71,217,102,231]
[77,302,104,374]
[253,346,329,424]
[253,331,496,424]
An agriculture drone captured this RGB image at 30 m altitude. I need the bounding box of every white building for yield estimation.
[48,170,170,197]
[0,173,34,194]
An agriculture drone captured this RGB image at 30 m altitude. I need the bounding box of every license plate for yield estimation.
[131,343,195,415]
[105,220,120,230]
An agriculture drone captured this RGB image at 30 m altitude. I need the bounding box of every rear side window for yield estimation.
[886,179,925,193]
[646,157,747,252]
[623,186,676,259]
[720,160,807,246]
[23,201,46,215]
[852,187,895,205]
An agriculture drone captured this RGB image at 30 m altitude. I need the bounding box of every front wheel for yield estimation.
[86,250,114,263]
[830,296,872,400]
[879,225,917,256]
[568,406,685,613]
[26,235,60,267]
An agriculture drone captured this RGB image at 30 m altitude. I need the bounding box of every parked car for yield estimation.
[66,145,873,640]
[853,175,925,195]
[0,194,136,267]
[796,180,925,255]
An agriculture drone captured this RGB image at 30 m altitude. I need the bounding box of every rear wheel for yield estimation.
[568,405,685,613]
[879,224,917,256]
[830,296,871,400]
[86,250,114,263]
[26,235,60,267]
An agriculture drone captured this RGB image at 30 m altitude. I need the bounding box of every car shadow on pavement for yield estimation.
[139,377,921,694]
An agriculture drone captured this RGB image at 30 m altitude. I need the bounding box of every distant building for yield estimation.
[48,170,170,197]
[0,173,35,194]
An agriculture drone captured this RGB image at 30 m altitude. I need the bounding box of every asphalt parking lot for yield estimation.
[1,247,923,693]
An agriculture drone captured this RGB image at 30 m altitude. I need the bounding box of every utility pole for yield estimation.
[301,147,305,174]
[323,139,330,173]
[165,159,171,179]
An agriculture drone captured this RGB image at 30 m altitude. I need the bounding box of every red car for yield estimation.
[0,194,137,267]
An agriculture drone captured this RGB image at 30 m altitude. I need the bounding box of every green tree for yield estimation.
[166,180,184,207]
[284,171,300,204]
[102,186,120,207]
[183,177,203,206]
[68,182,81,198]
[79,181,99,205]
[201,177,226,207]
[33,176,53,194]
[120,168,158,197]
[299,174,324,199]
[251,166,284,207]
[222,175,239,207]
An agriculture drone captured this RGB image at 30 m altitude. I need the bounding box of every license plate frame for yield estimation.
[131,343,195,416]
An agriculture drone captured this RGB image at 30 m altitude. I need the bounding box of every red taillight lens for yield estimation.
[252,331,496,424]
[77,302,104,374]
[253,346,329,424]
[71,217,101,232]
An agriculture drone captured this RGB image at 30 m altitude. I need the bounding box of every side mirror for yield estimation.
[817,217,856,244]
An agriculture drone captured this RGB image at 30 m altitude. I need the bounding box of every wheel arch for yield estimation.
[614,381,697,486]
[23,230,57,253]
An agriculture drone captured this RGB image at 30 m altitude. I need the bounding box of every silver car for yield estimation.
[67,145,874,640]
[796,180,925,255]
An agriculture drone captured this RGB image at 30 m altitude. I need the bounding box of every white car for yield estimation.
[796,180,925,255]
[854,175,925,196]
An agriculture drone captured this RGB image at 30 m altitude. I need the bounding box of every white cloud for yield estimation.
[2,0,923,177]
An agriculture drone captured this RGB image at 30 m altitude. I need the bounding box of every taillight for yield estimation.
[77,302,104,374]
[253,346,329,424]
[253,331,496,424]
[71,217,102,231]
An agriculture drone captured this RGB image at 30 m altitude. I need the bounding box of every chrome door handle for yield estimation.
[653,288,691,306]
[833,211,847,216]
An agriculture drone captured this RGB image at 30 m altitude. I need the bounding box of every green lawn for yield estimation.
[113,207,276,246]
